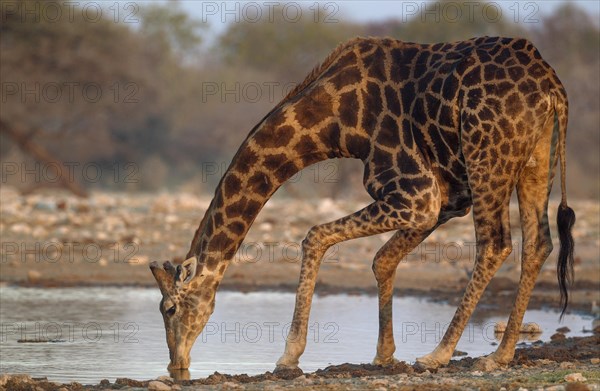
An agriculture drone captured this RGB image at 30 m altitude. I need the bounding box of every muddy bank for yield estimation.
[2,334,599,390]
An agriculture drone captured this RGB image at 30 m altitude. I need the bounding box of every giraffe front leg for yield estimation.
[275,222,335,371]
[275,227,326,371]
[276,196,440,372]
[372,229,432,366]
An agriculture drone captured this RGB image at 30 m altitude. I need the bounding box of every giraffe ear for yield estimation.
[175,256,198,287]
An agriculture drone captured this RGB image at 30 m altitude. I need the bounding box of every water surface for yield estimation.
[0,287,592,384]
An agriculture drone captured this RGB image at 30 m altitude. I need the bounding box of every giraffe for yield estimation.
[150,36,575,373]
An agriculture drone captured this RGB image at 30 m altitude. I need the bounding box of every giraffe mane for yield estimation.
[276,37,364,108]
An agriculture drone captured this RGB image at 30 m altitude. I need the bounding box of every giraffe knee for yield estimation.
[522,235,553,260]
[539,236,553,259]
[372,247,395,283]
[302,225,330,252]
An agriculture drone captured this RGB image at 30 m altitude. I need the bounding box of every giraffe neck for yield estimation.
[186,108,340,280]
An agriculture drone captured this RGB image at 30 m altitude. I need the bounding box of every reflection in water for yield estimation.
[0,287,593,384]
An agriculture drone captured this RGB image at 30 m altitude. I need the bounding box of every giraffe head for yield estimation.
[150,256,215,370]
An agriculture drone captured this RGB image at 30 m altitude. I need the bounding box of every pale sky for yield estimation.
[176,0,600,32]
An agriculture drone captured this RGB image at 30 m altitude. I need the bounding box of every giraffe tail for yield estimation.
[553,92,575,320]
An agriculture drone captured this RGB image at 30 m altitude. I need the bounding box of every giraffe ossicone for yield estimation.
[150,36,575,373]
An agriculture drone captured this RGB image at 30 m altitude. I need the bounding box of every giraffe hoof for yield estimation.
[473,355,507,371]
[414,355,443,371]
[372,356,399,367]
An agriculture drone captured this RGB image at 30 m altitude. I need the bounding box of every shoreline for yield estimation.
[2,334,598,390]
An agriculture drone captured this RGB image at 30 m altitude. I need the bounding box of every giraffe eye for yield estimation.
[166,305,176,316]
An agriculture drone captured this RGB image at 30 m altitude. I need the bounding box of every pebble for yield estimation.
[590,358,600,364]
[27,270,42,282]
[551,332,567,341]
[564,372,587,382]
[544,385,566,391]
[221,381,242,389]
[148,380,171,391]
[559,362,575,369]
[34,200,57,211]
[165,214,179,224]
[11,223,31,234]
[31,226,47,238]
[130,255,149,265]
[475,358,498,372]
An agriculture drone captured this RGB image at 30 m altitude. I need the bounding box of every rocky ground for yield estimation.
[1,188,599,390]
[1,333,599,390]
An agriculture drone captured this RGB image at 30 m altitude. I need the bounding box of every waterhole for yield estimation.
[0,287,593,384]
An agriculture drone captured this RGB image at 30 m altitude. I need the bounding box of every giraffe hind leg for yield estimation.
[476,115,558,368]
[416,117,532,369]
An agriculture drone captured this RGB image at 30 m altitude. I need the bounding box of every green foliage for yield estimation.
[218,4,363,80]
[367,0,525,43]
[1,0,598,196]
[139,1,207,61]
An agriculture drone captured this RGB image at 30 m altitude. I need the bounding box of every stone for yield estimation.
[551,332,567,341]
[221,381,242,389]
[544,386,566,391]
[34,200,57,211]
[544,384,565,391]
[564,373,587,382]
[0,374,32,387]
[165,214,179,224]
[559,362,575,369]
[148,380,171,391]
[31,226,47,238]
[590,358,600,364]
[11,223,31,234]
[27,270,42,282]
[156,375,173,383]
[129,255,149,265]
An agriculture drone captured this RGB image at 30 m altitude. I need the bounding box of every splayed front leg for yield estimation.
[372,229,433,367]
[276,196,440,372]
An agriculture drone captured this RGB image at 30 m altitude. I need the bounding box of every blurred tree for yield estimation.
[0,0,206,192]
[531,4,600,198]
[218,4,363,81]
[365,0,525,42]
[139,1,206,63]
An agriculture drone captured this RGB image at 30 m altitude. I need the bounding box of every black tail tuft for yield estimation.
[556,203,575,320]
